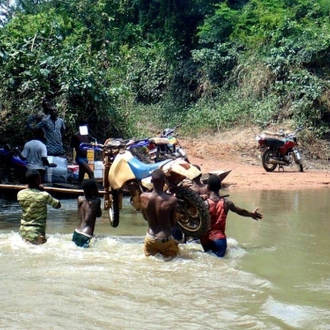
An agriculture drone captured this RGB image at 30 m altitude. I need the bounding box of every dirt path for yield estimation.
[180,128,330,191]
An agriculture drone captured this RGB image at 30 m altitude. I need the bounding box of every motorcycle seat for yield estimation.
[265,138,285,147]
[149,137,170,145]
[128,157,171,180]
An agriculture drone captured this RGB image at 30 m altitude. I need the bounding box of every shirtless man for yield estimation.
[72,179,102,248]
[140,169,179,259]
[190,164,208,197]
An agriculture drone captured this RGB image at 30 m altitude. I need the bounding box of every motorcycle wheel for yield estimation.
[109,189,120,227]
[293,150,304,172]
[175,186,210,238]
[262,149,278,172]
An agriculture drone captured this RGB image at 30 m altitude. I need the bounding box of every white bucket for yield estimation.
[94,161,104,179]
[44,156,68,183]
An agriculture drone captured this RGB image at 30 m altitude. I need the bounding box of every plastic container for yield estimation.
[44,156,68,183]
[94,161,104,179]
[87,149,94,165]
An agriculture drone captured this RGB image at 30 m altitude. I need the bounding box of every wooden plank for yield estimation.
[0,183,106,195]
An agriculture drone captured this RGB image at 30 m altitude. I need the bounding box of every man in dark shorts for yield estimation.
[140,169,179,259]
[201,175,263,257]
[72,179,102,248]
[70,123,95,182]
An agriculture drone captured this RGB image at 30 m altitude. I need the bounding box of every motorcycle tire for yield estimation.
[262,149,278,172]
[293,150,304,172]
[109,189,120,227]
[175,186,210,238]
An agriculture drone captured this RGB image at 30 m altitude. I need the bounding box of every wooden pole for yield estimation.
[0,184,106,195]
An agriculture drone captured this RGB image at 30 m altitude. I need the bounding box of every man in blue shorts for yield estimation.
[72,179,102,248]
[201,175,263,257]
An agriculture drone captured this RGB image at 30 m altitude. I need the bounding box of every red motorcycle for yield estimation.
[256,127,304,172]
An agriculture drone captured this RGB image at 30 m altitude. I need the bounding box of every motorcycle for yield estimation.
[151,124,189,163]
[0,144,27,183]
[126,138,155,164]
[128,124,189,164]
[102,138,210,238]
[256,127,304,172]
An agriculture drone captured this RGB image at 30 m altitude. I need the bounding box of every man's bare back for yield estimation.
[140,191,177,239]
[141,169,179,259]
[76,196,102,236]
[72,179,102,248]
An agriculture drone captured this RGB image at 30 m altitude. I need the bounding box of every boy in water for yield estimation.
[140,169,179,259]
[201,175,263,257]
[17,169,61,245]
[72,179,102,248]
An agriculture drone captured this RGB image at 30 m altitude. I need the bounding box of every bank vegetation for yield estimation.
[0,0,330,160]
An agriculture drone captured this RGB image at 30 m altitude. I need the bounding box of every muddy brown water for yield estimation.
[0,188,330,329]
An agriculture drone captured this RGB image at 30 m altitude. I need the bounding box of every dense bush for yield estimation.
[0,0,329,150]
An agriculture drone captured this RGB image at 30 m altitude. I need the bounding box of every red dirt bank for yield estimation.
[180,129,330,191]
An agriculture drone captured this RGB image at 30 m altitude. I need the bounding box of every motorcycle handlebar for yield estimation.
[79,142,104,149]
[162,124,183,137]
[104,138,130,148]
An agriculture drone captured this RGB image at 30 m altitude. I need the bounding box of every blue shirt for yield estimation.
[36,117,65,155]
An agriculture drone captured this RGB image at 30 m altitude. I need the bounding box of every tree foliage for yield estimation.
[0,0,330,150]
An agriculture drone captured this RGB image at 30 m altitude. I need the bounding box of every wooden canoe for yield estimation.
[0,182,106,200]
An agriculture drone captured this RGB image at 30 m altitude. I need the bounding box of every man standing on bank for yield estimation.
[201,175,263,258]
[140,169,179,260]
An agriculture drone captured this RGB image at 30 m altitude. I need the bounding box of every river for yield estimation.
[0,188,329,329]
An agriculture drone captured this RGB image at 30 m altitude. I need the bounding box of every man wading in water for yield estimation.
[72,179,102,248]
[17,169,61,245]
[140,169,179,260]
[201,175,263,257]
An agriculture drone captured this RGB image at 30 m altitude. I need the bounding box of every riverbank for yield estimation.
[181,126,330,191]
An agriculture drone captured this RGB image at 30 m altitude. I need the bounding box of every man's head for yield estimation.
[33,128,45,142]
[49,106,58,119]
[82,179,99,198]
[26,169,41,187]
[151,169,166,187]
[193,164,202,180]
[207,174,222,193]
[42,98,52,113]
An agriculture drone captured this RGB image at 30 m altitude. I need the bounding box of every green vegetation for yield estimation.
[0,0,329,150]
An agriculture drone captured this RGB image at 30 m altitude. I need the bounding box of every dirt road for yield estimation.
[180,128,330,191]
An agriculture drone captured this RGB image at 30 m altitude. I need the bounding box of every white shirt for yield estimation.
[21,140,48,170]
